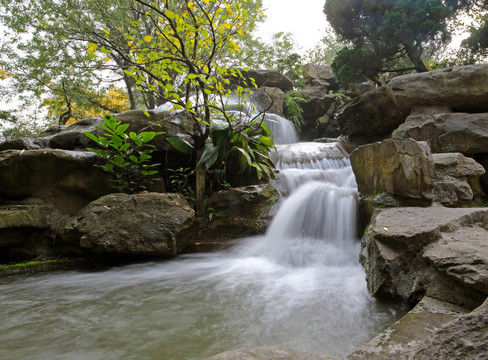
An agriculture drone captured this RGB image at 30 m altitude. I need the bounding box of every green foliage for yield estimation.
[167,167,195,206]
[206,207,223,221]
[84,114,164,194]
[283,93,306,129]
[195,117,275,189]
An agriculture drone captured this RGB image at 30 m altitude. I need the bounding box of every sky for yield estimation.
[257,0,330,53]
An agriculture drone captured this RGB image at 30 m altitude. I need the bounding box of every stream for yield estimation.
[0,115,406,360]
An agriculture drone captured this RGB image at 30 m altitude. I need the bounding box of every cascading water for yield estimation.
[0,116,405,360]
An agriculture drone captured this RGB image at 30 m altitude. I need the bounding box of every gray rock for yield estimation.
[346,296,468,360]
[387,64,488,114]
[433,153,485,206]
[302,63,337,91]
[424,226,488,295]
[190,185,279,251]
[296,89,337,121]
[0,202,81,261]
[350,138,434,202]
[361,206,488,307]
[334,87,405,141]
[63,193,195,256]
[252,86,285,116]
[203,347,338,360]
[0,137,46,151]
[244,69,294,92]
[392,112,488,155]
[411,298,488,360]
[0,149,113,214]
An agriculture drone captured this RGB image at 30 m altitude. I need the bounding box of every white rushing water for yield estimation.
[0,116,405,360]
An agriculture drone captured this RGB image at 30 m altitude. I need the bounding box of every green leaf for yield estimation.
[234,146,252,168]
[143,110,151,117]
[84,131,99,143]
[98,137,109,147]
[257,136,274,147]
[38,20,49,27]
[142,132,157,143]
[196,146,219,170]
[129,155,138,163]
[167,137,194,155]
[117,123,130,135]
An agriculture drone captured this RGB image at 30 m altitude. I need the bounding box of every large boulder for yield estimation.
[296,89,337,121]
[244,69,294,92]
[334,87,404,142]
[0,149,113,214]
[62,193,195,257]
[251,86,285,116]
[386,64,488,114]
[411,298,488,360]
[0,202,81,262]
[350,138,434,202]
[432,153,485,206]
[392,111,488,155]
[361,206,488,308]
[190,185,279,251]
[302,63,337,91]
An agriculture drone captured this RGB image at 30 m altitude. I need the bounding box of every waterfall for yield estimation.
[0,115,404,360]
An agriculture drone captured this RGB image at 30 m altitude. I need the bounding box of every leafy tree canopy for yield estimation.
[324,0,457,86]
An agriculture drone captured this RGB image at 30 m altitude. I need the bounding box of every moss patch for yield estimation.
[0,259,74,276]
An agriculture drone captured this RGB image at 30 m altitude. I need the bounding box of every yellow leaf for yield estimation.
[187,1,195,10]
[102,57,111,62]
[87,46,97,53]
[144,35,152,42]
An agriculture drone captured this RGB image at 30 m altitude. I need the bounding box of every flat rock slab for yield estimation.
[203,347,338,360]
[345,296,468,360]
[362,207,488,305]
[424,226,488,294]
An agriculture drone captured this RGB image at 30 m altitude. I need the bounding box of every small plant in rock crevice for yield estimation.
[283,93,306,129]
[84,114,164,194]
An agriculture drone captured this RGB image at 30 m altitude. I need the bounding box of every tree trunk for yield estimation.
[122,72,137,110]
[195,148,206,217]
[404,42,428,73]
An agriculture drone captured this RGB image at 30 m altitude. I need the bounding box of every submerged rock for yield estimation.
[203,347,338,360]
[411,297,488,360]
[62,193,194,257]
[346,296,468,360]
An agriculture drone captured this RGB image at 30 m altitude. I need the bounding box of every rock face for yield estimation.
[191,185,279,251]
[411,298,488,360]
[393,111,488,155]
[361,206,488,308]
[251,86,285,116]
[0,203,81,261]
[0,149,113,214]
[244,69,294,92]
[302,63,337,91]
[350,138,434,202]
[334,87,404,142]
[386,64,488,114]
[296,89,337,121]
[62,193,195,256]
[432,153,485,206]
